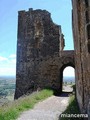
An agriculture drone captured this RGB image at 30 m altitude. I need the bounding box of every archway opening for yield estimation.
[63,66,75,93]
[59,63,75,94]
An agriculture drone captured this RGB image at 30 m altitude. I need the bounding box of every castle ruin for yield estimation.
[14,9,74,99]
[15,0,90,117]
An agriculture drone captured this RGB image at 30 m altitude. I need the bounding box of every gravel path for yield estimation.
[17,94,69,120]
[63,85,73,92]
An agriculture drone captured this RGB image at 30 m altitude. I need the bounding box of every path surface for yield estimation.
[17,93,70,120]
[63,85,73,92]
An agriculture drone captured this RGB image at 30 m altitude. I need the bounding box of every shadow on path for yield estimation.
[54,91,73,97]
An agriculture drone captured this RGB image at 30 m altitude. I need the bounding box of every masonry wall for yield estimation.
[14,8,75,99]
[72,0,90,114]
[15,9,62,99]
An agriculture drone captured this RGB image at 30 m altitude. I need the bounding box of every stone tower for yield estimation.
[72,0,90,114]
[14,8,64,99]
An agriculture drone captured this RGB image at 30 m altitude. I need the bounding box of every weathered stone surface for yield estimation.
[14,8,74,99]
[72,0,90,116]
[15,2,90,119]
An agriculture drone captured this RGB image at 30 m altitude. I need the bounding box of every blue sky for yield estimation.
[0,0,74,76]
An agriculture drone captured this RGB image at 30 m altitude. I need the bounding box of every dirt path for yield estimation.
[17,93,70,120]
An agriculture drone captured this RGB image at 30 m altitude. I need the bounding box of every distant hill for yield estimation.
[0,76,15,105]
[0,76,16,81]
[63,76,75,82]
[0,76,75,82]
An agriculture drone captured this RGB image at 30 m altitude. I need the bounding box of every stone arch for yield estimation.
[59,57,75,93]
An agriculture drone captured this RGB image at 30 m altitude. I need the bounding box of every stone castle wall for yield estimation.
[14,8,74,99]
[15,8,62,99]
[72,0,90,114]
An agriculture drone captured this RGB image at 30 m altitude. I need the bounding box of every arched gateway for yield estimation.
[15,48,75,99]
[59,50,75,93]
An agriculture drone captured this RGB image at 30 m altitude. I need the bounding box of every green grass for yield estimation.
[0,89,53,120]
[60,95,83,120]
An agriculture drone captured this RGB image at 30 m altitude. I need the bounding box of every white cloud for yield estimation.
[9,54,16,58]
[0,54,16,76]
[4,54,16,64]
[0,56,8,61]
[10,59,16,64]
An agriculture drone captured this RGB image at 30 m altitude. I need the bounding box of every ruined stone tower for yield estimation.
[14,8,64,99]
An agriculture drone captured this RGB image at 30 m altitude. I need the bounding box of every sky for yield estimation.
[0,0,74,76]
[63,67,75,77]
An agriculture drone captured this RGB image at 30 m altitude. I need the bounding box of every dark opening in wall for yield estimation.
[85,0,89,7]
[87,24,90,39]
[86,11,89,23]
[87,24,90,53]
[87,41,90,53]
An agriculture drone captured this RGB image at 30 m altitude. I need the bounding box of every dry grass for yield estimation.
[0,89,53,120]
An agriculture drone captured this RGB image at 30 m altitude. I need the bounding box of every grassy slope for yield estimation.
[0,89,53,120]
